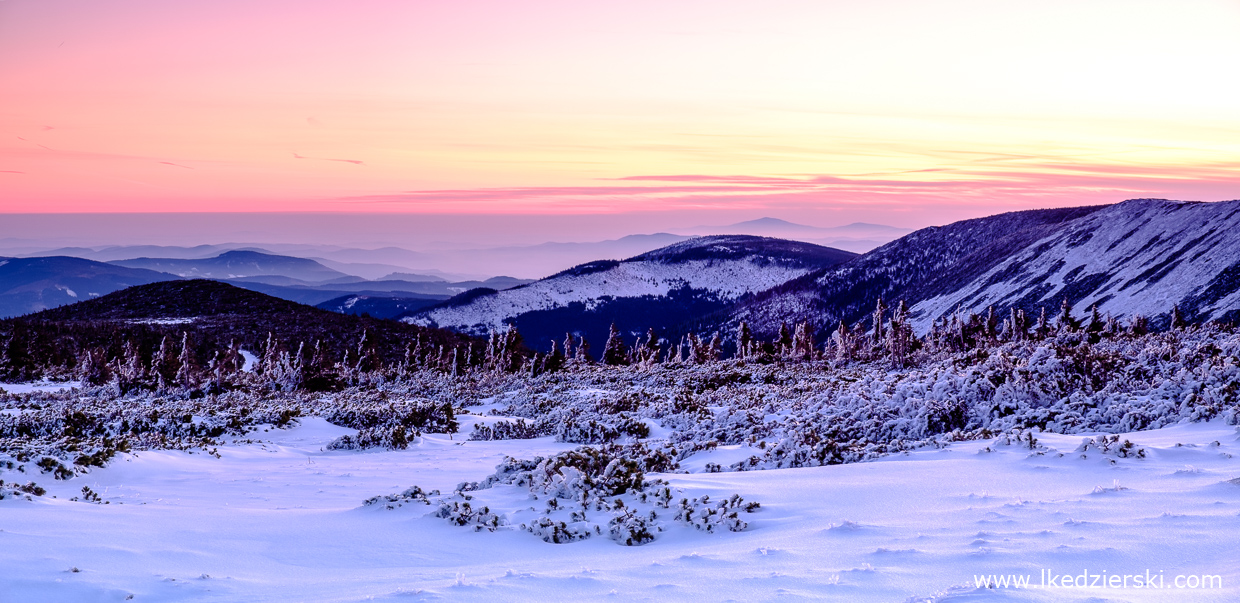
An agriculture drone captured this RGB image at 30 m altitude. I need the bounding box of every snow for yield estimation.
[4,322,1238,601]
[4,419,1238,601]
[239,350,258,372]
[128,318,197,326]
[407,256,812,333]
[0,380,80,394]
[912,199,1240,332]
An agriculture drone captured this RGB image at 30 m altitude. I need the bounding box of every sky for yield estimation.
[1,0,1238,240]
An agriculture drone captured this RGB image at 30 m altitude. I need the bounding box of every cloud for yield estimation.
[330,161,1240,215]
[293,152,363,165]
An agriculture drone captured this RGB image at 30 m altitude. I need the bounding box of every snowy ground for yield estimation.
[5,415,1239,602]
[0,381,81,395]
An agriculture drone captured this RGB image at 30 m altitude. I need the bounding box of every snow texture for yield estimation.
[913,199,1240,331]
[405,236,837,334]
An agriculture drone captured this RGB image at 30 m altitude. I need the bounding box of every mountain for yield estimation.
[908,198,1240,330]
[373,272,447,283]
[673,218,912,253]
[378,233,695,280]
[0,256,179,318]
[315,294,446,319]
[21,279,475,371]
[727,199,1240,339]
[402,235,857,351]
[112,250,348,282]
[222,275,532,308]
[28,244,251,262]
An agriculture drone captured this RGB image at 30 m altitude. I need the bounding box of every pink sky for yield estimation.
[1,0,1238,231]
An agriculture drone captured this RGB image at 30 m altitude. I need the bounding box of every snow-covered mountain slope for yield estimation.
[910,198,1240,330]
[315,294,445,319]
[728,205,1103,337]
[729,199,1240,338]
[403,236,855,349]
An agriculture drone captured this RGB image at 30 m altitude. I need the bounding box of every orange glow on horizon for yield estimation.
[2,0,1238,223]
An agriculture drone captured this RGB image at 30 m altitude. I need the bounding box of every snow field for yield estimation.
[4,418,1239,602]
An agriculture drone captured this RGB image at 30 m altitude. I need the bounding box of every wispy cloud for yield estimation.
[333,161,1240,215]
[292,152,363,165]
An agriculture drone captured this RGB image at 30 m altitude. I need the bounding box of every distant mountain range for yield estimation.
[5,218,908,280]
[0,256,176,318]
[402,235,857,351]
[0,251,534,318]
[111,250,349,282]
[11,200,1239,352]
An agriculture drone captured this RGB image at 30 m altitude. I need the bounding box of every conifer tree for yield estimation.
[706,332,723,362]
[1034,307,1050,340]
[152,336,175,390]
[576,335,592,364]
[543,340,566,373]
[1170,305,1187,330]
[1087,305,1105,334]
[831,321,853,362]
[871,297,888,346]
[792,321,815,361]
[776,323,793,357]
[983,306,998,343]
[640,328,660,365]
[174,332,198,389]
[886,301,914,368]
[736,322,753,360]
[602,323,629,366]
[1057,299,1079,332]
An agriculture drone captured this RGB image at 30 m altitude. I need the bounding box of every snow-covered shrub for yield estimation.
[608,508,656,545]
[522,516,597,543]
[468,418,551,441]
[0,479,46,500]
[363,485,439,509]
[434,501,505,532]
[674,494,758,533]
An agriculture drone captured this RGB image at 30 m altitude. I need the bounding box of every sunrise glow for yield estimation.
[2,0,1238,226]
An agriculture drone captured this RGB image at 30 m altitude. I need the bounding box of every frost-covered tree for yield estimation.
[174,332,199,389]
[575,335,592,364]
[543,340,566,373]
[1034,306,1050,340]
[736,322,753,360]
[602,323,629,366]
[792,321,815,361]
[705,332,723,363]
[831,320,855,362]
[637,328,661,366]
[886,301,914,368]
[78,350,110,386]
[871,297,888,345]
[1057,299,1080,333]
[776,323,793,357]
[1170,305,1187,330]
[152,336,176,390]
